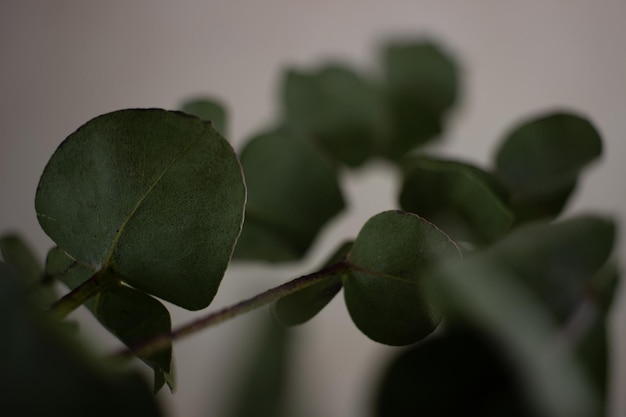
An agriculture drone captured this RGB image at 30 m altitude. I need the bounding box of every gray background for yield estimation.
[2,1,625,416]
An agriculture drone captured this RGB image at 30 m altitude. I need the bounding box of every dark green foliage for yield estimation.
[0,262,161,417]
[399,156,513,244]
[0,36,618,417]
[35,109,246,310]
[495,112,602,222]
[273,241,351,325]
[375,326,533,417]
[233,129,345,261]
[380,40,459,158]
[343,211,461,345]
[180,97,227,137]
[282,65,380,166]
[46,247,174,393]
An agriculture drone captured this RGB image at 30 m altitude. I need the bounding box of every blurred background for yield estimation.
[1,1,626,416]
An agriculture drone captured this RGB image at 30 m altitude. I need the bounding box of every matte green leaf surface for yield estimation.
[46,247,174,392]
[273,241,352,326]
[343,211,461,345]
[35,109,246,310]
[180,98,227,137]
[375,326,532,417]
[399,157,513,244]
[282,65,381,166]
[233,130,345,261]
[381,40,459,158]
[0,262,161,417]
[495,112,602,221]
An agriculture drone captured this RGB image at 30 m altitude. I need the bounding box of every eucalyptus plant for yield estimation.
[0,38,617,417]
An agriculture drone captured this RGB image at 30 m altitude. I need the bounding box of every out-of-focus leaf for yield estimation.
[375,326,532,417]
[343,211,461,345]
[0,262,162,417]
[399,157,513,244]
[381,40,459,158]
[1,233,57,306]
[273,241,352,326]
[482,216,615,322]
[282,65,381,166]
[233,130,345,262]
[35,109,246,310]
[46,247,174,392]
[495,112,602,222]
[180,97,227,137]
[222,315,291,417]
[423,218,613,417]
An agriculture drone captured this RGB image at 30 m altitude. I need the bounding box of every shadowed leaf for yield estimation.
[180,98,227,137]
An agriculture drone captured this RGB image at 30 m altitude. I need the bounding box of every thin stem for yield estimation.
[50,268,117,319]
[115,261,350,360]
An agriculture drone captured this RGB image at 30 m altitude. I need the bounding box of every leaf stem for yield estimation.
[114,261,350,360]
[50,268,117,319]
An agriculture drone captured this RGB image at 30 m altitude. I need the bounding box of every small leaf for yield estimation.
[375,326,533,417]
[273,241,352,326]
[495,112,602,222]
[233,129,345,262]
[343,211,461,345]
[399,157,513,244]
[282,65,381,166]
[35,109,246,310]
[180,97,227,137]
[46,247,174,392]
[381,40,459,158]
[0,262,162,417]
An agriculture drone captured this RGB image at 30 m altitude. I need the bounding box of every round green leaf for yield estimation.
[233,129,345,262]
[35,109,245,310]
[399,157,513,244]
[343,211,461,345]
[495,112,602,221]
[282,65,381,167]
[180,97,227,138]
[273,241,352,326]
[381,40,459,158]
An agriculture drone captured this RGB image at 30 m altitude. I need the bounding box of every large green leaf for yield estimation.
[180,97,227,137]
[381,40,459,158]
[495,112,602,222]
[0,233,57,306]
[375,326,532,417]
[343,211,461,345]
[233,129,345,262]
[423,217,613,417]
[46,247,174,392]
[273,241,351,326]
[399,157,513,244]
[0,262,161,417]
[282,65,381,166]
[35,109,246,310]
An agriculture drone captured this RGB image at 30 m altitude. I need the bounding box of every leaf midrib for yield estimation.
[101,133,203,269]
